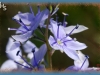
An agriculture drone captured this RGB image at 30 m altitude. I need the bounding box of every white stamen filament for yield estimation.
[8,28,17,31]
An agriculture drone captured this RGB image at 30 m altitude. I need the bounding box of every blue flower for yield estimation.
[65,51,89,71]
[13,44,47,71]
[48,19,87,60]
[5,37,39,62]
[8,5,50,43]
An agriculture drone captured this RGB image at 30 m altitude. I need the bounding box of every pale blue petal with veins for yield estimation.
[6,37,20,51]
[22,40,39,53]
[13,12,35,25]
[6,48,22,62]
[64,25,88,35]
[12,31,32,43]
[6,37,22,62]
[0,60,18,71]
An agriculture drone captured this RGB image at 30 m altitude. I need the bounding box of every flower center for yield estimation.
[57,39,62,45]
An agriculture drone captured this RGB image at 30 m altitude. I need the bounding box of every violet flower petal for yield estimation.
[65,65,79,71]
[30,9,50,31]
[63,46,79,60]
[13,12,34,25]
[12,31,32,43]
[74,51,89,70]
[65,40,87,51]
[16,26,31,34]
[6,47,22,62]
[31,44,47,67]
[64,25,88,35]
[50,19,66,39]
[23,41,39,53]
[0,60,18,71]
[39,9,49,27]
[6,37,20,51]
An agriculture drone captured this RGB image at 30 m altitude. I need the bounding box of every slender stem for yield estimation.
[44,13,52,70]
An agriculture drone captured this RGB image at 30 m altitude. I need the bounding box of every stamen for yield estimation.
[16,50,33,68]
[27,3,34,16]
[8,28,26,33]
[66,24,79,37]
[37,5,40,13]
[57,25,59,38]
[55,14,59,22]
[79,55,89,70]
[8,28,17,31]
[57,22,61,39]
[19,19,30,31]
[62,12,68,16]
[58,22,62,25]
[75,24,79,29]
[13,19,29,31]
[60,24,79,41]
[62,12,68,27]
[85,55,89,59]
[19,55,33,68]
[14,61,32,70]
[32,47,35,53]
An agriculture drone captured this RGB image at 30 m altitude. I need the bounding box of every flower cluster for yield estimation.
[0,4,99,72]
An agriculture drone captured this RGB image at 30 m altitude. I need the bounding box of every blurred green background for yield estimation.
[1,3,100,70]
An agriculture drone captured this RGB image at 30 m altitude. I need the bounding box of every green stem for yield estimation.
[44,13,52,70]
